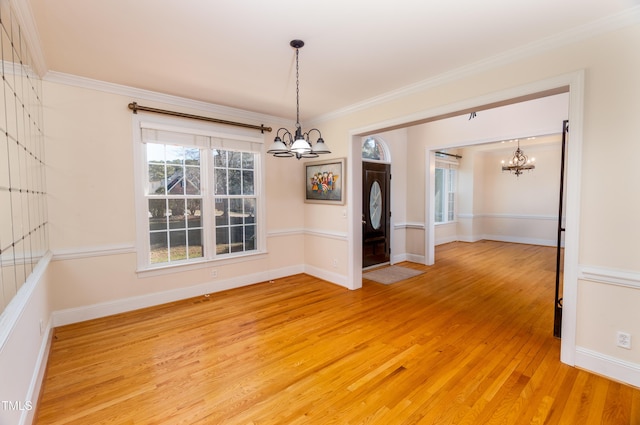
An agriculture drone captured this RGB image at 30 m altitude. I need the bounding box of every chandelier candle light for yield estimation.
[267,40,331,160]
[501,139,535,176]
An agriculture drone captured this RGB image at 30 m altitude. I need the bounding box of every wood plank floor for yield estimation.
[35,241,640,424]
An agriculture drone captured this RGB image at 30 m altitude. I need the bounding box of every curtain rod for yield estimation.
[128,102,272,134]
[435,151,462,159]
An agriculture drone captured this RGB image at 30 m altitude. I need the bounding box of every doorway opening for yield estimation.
[362,136,392,269]
[347,71,583,366]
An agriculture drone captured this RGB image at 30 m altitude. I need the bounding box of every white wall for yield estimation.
[460,139,563,246]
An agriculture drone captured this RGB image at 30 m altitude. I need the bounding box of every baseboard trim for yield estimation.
[304,265,348,288]
[480,234,556,247]
[575,346,640,388]
[52,265,304,326]
[22,323,54,425]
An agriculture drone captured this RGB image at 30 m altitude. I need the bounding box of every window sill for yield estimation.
[136,250,268,278]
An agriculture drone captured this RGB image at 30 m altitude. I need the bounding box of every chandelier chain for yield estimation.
[295,47,300,128]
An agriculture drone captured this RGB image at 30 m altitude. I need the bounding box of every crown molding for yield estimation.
[313,6,640,124]
[9,0,639,126]
[43,71,291,127]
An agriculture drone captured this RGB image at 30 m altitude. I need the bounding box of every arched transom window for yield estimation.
[362,136,390,162]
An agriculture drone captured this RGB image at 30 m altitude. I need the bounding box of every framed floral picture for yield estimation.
[304,158,345,204]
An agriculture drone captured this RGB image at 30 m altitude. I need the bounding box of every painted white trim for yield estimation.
[575,346,640,388]
[52,243,136,261]
[347,137,363,290]
[0,252,52,352]
[480,234,556,247]
[394,222,425,230]
[44,71,291,127]
[579,265,640,290]
[22,323,53,425]
[52,264,304,327]
[466,213,558,221]
[391,253,427,264]
[426,151,436,265]
[314,6,640,125]
[435,235,458,246]
[304,228,349,241]
[268,228,305,237]
[559,70,584,367]
[304,265,348,289]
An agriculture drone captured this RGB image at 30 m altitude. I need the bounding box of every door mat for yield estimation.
[363,265,424,285]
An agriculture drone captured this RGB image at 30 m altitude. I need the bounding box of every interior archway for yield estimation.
[347,71,584,367]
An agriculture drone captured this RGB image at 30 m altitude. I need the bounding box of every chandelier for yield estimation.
[501,140,535,176]
[267,40,331,160]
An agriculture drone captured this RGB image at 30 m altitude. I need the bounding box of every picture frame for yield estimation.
[304,158,345,204]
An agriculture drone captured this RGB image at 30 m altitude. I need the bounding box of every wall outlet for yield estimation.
[616,331,631,349]
[332,258,338,268]
[210,269,218,278]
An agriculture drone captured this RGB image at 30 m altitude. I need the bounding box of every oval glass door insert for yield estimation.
[369,181,382,230]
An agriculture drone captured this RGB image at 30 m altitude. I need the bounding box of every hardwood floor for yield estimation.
[35,241,640,424]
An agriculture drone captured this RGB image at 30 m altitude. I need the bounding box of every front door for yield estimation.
[362,161,391,268]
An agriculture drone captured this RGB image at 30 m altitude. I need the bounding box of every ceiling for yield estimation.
[26,0,639,122]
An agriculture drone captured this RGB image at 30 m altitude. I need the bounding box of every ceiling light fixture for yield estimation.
[501,139,535,176]
[267,40,330,160]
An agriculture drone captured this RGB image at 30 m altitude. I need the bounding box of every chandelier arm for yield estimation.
[304,128,322,140]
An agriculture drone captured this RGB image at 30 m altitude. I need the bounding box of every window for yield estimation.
[435,159,457,224]
[213,150,256,255]
[362,136,389,162]
[135,118,264,271]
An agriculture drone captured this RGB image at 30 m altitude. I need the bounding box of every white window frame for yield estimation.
[132,113,266,274]
[434,158,458,224]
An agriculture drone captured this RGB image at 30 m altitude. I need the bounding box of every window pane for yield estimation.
[150,232,168,264]
[167,168,185,195]
[242,152,254,169]
[149,199,167,230]
[213,149,227,167]
[244,198,256,224]
[185,166,201,195]
[169,230,187,261]
[228,170,241,195]
[242,170,254,195]
[165,145,184,165]
[168,199,186,229]
[245,225,256,251]
[230,199,243,225]
[188,229,203,259]
[216,227,229,254]
[184,148,200,166]
[186,199,201,228]
[215,169,227,195]
[228,151,241,168]
[230,226,243,253]
[146,143,165,163]
[215,198,228,226]
[148,163,166,194]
